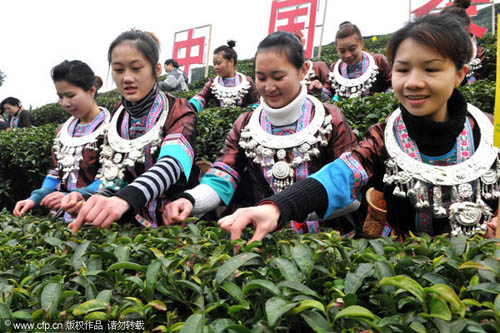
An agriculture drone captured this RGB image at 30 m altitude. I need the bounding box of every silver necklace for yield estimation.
[329,51,379,98]
[239,95,332,192]
[53,107,110,184]
[383,104,499,236]
[303,60,316,87]
[99,92,170,190]
[210,72,251,106]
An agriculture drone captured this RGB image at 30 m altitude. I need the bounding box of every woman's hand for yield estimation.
[13,199,35,217]
[307,79,323,95]
[69,195,130,233]
[162,198,193,226]
[40,191,66,210]
[217,204,280,243]
[486,216,497,239]
[60,192,85,215]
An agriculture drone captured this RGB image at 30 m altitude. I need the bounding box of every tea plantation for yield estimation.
[0,34,498,332]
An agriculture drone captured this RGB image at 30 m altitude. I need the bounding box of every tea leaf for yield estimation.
[380,276,425,305]
[265,297,297,327]
[41,282,61,319]
[273,257,300,282]
[291,244,313,275]
[215,252,260,283]
[72,299,109,316]
[180,313,204,333]
[243,279,280,296]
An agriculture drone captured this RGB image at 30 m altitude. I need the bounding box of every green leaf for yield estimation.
[106,262,145,272]
[243,279,280,296]
[429,296,452,321]
[215,252,259,283]
[96,290,112,302]
[291,244,313,275]
[220,281,243,302]
[114,245,130,262]
[278,281,320,298]
[44,236,63,249]
[409,321,426,333]
[273,257,300,282]
[176,280,202,295]
[72,240,90,270]
[458,261,494,272]
[147,300,167,311]
[450,235,466,256]
[368,239,385,255]
[146,260,162,287]
[73,299,109,316]
[494,293,500,315]
[180,313,204,333]
[301,310,331,332]
[345,263,373,294]
[41,282,61,319]
[265,297,297,327]
[424,284,466,317]
[0,303,12,318]
[333,305,377,322]
[380,276,425,304]
[289,299,325,315]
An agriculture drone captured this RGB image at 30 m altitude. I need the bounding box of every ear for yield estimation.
[155,62,162,78]
[456,64,468,87]
[299,61,309,81]
[89,85,97,98]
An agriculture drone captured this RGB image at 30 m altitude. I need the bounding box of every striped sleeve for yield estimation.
[115,156,182,214]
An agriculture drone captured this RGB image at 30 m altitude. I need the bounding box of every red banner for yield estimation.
[411,0,489,37]
[268,0,318,59]
[172,28,206,75]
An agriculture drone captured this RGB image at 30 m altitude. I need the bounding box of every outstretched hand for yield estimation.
[60,192,85,215]
[40,191,65,210]
[68,195,130,234]
[486,216,497,239]
[162,198,193,226]
[13,199,35,217]
[217,204,281,244]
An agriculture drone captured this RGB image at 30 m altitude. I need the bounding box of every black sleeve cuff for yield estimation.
[169,192,196,206]
[259,178,329,228]
[114,186,147,216]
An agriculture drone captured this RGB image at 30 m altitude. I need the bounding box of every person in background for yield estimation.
[1,97,32,128]
[0,115,7,131]
[328,21,392,100]
[159,59,189,92]
[189,41,259,113]
[218,14,499,242]
[65,29,198,231]
[440,0,486,83]
[13,60,110,221]
[164,31,360,235]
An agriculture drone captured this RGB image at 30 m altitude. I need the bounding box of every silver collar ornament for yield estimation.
[329,51,379,99]
[53,107,111,185]
[239,95,332,192]
[210,72,251,107]
[99,92,170,190]
[383,104,499,236]
[467,41,482,78]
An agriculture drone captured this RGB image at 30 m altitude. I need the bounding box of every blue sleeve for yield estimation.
[199,162,239,206]
[189,97,204,114]
[310,153,368,219]
[75,178,102,197]
[28,174,60,205]
[158,134,194,184]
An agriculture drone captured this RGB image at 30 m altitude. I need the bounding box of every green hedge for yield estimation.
[0,211,498,331]
[0,124,57,210]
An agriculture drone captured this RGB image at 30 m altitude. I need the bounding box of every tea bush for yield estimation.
[0,210,498,332]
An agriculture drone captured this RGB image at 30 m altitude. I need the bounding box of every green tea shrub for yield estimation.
[0,211,498,332]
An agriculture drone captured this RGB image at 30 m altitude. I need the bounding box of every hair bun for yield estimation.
[339,21,352,29]
[227,40,236,48]
[454,0,471,9]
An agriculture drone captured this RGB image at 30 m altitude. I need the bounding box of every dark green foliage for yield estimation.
[0,70,5,88]
[459,79,495,114]
[30,103,69,126]
[0,211,498,331]
[0,124,57,210]
[196,106,252,161]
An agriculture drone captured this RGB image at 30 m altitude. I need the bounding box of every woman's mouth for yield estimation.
[406,95,428,105]
[124,86,137,94]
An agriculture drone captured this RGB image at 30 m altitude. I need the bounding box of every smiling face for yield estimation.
[111,42,161,104]
[255,49,307,109]
[392,38,467,122]
[213,52,235,78]
[55,80,97,124]
[336,34,363,66]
